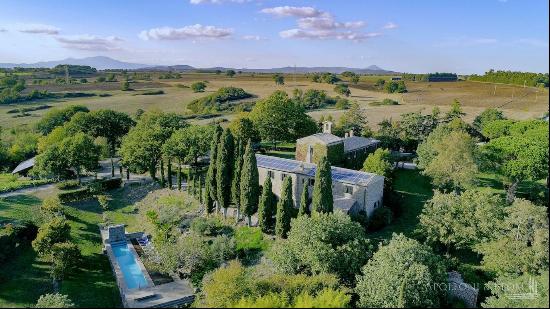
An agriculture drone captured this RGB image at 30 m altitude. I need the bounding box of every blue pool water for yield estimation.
[111,242,149,289]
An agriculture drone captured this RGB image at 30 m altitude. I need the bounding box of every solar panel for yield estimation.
[256,154,376,185]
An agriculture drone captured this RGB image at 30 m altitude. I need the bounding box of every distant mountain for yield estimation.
[0,56,397,74]
[0,56,151,70]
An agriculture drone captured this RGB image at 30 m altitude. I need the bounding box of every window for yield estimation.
[281,173,289,181]
[344,185,353,194]
[268,170,275,179]
[308,178,315,186]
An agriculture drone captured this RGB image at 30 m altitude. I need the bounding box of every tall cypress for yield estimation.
[258,177,276,234]
[177,158,182,190]
[240,140,259,226]
[231,138,244,222]
[159,159,165,187]
[198,175,203,204]
[204,180,215,215]
[206,126,222,210]
[275,176,293,238]
[311,156,333,214]
[167,158,172,189]
[298,184,310,217]
[216,128,234,219]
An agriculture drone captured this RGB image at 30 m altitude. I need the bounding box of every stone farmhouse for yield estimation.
[256,154,384,216]
[295,121,380,169]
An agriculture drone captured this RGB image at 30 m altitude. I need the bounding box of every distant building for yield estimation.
[390,76,402,81]
[295,121,379,169]
[11,157,35,176]
[256,154,384,216]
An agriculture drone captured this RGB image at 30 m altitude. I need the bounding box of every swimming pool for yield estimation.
[111,242,149,289]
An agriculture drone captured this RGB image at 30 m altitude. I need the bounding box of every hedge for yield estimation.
[57,188,92,203]
[0,221,38,263]
[57,178,122,203]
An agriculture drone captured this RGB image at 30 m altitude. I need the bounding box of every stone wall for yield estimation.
[447,271,479,308]
[107,224,126,243]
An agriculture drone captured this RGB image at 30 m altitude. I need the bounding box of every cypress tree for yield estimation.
[258,177,276,233]
[231,138,244,222]
[240,140,259,226]
[177,158,182,190]
[206,126,222,211]
[204,180,215,215]
[298,184,310,217]
[198,175,203,203]
[159,159,165,187]
[216,128,234,219]
[167,158,172,189]
[188,172,194,196]
[275,176,293,238]
[311,156,333,214]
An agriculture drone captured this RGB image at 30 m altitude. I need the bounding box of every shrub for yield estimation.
[369,98,399,106]
[367,207,393,231]
[0,221,38,263]
[191,81,207,93]
[187,87,252,113]
[57,188,92,203]
[141,90,164,95]
[56,180,80,190]
[35,293,74,308]
[190,217,233,237]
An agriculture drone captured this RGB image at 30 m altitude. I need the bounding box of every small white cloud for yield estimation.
[56,35,123,51]
[139,24,233,40]
[280,29,380,42]
[242,35,263,41]
[18,23,60,35]
[261,6,322,18]
[383,22,398,30]
[297,14,365,30]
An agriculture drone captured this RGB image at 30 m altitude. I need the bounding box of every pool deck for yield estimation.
[100,226,195,308]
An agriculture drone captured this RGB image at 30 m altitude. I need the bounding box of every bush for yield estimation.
[367,207,392,231]
[141,90,164,95]
[56,180,80,190]
[191,81,207,93]
[0,221,38,263]
[369,98,399,106]
[57,188,92,203]
[187,87,252,113]
[88,178,122,194]
[35,293,74,308]
[190,217,233,237]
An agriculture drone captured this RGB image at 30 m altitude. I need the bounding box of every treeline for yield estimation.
[188,87,253,113]
[402,72,458,82]
[468,69,549,87]
[2,65,97,75]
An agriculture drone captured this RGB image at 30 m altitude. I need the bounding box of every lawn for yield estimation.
[0,173,52,194]
[0,194,121,308]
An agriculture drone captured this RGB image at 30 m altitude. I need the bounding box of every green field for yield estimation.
[0,174,51,193]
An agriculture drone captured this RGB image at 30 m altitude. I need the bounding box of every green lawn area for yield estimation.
[0,173,51,194]
[0,194,121,308]
[370,169,434,241]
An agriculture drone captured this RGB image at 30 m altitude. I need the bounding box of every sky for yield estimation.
[0,0,548,74]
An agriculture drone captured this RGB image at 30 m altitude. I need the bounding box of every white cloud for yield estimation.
[434,37,498,47]
[18,23,60,35]
[383,22,398,30]
[139,24,233,40]
[56,35,123,51]
[513,38,549,48]
[242,35,263,41]
[280,29,380,42]
[260,6,322,18]
[297,14,365,30]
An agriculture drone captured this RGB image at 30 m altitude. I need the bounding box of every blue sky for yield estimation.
[0,0,548,73]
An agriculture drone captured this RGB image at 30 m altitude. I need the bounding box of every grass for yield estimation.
[0,174,52,194]
[369,169,434,241]
[0,194,121,308]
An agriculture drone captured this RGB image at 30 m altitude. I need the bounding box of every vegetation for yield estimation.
[402,72,458,82]
[468,69,549,87]
[187,87,252,113]
[191,81,207,92]
[311,156,333,214]
[35,293,75,308]
[275,176,293,238]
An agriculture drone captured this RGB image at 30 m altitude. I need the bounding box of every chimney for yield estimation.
[344,132,349,138]
[323,121,333,134]
[349,130,354,137]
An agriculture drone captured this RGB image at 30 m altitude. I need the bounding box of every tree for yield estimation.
[355,234,447,308]
[249,91,317,146]
[275,176,294,238]
[32,217,71,256]
[35,105,90,135]
[351,74,360,84]
[337,101,368,136]
[476,199,549,276]
[257,177,276,233]
[231,138,243,221]
[59,133,100,184]
[482,120,548,202]
[206,126,223,210]
[311,156,333,214]
[273,74,285,85]
[444,99,466,122]
[70,109,135,176]
[226,70,236,77]
[298,184,310,217]
[240,140,259,226]
[473,108,506,134]
[120,111,187,180]
[191,81,207,92]
[417,127,478,191]
[270,211,372,283]
[121,80,131,91]
[216,128,234,218]
[374,78,386,89]
[418,190,504,252]
[362,148,393,178]
[385,81,407,93]
[334,84,351,97]
[36,293,74,308]
[40,196,64,218]
[482,272,549,308]
[229,115,260,144]
[50,242,81,285]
